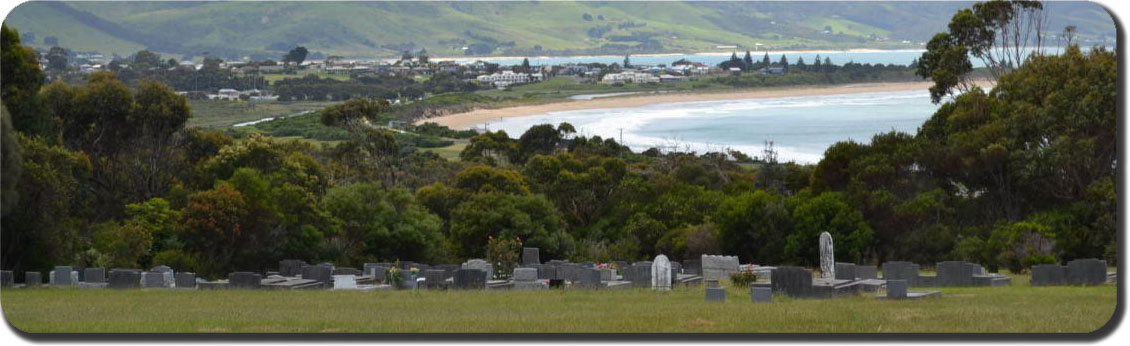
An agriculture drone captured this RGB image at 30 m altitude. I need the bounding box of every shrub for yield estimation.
[729,265,758,287]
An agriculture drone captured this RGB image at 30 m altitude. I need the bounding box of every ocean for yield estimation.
[481,89,940,164]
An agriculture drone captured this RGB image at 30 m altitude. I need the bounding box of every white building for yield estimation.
[476,71,542,87]
[601,71,659,84]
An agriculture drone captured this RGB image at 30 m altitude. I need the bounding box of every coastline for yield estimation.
[427,48,926,63]
[419,81,945,130]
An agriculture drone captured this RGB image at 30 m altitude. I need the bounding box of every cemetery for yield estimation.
[0,232,1117,333]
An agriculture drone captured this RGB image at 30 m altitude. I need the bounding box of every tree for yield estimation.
[1,24,52,137]
[449,191,569,259]
[762,52,771,68]
[778,54,789,71]
[0,106,22,216]
[417,48,429,64]
[284,46,309,66]
[714,191,790,264]
[178,183,248,278]
[47,47,69,72]
[785,192,874,265]
[521,58,531,72]
[43,36,58,46]
[623,55,631,69]
[322,183,444,264]
[742,51,753,71]
[320,98,400,187]
[134,50,162,70]
[582,13,593,21]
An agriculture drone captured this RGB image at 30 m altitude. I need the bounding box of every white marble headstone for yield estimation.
[819,231,835,279]
[651,254,672,290]
[333,275,358,290]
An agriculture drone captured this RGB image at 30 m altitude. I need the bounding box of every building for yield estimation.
[476,71,542,87]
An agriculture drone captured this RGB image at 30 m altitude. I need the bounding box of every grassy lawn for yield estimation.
[419,142,468,161]
[1,276,1115,333]
[262,70,352,83]
[187,100,336,129]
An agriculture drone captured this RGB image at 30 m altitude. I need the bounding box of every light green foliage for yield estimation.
[321,183,444,264]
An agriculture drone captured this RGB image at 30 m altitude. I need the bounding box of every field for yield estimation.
[186,100,335,129]
[1,274,1116,333]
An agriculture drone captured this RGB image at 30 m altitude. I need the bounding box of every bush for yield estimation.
[729,266,758,287]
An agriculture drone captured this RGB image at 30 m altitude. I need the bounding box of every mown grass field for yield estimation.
[186,100,335,129]
[1,273,1116,333]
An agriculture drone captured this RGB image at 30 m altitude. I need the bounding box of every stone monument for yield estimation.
[819,231,834,279]
[651,255,672,290]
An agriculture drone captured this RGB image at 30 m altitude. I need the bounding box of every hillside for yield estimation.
[3,1,1116,60]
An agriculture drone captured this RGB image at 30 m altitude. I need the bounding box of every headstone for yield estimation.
[557,264,583,283]
[683,259,702,275]
[175,272,197,288]
[600,268,616,281]
[574,268,602,289]
[834,263,856,281]
[141,272,167,288]
[453,269,486,289]
[301,264,333,284]
[52,266,75,287]
[522,247,540,265]
[150,265,173,273]
[651,255,672,290]
[855,265,879,280]
[279,260,307,277]
[462,259,493,281]
[228,272,262,289]
[881,261,920,286]
[1030,264,1066,286]
[751,287,772,303]
[367,265,389,282]
[513,267,538,281]
[0,271,12,287]
[332,275,358,290]
[423,269,447,289]
[701,255,739,281]
[332,267,362,276]
[629,263,652,288]
[1066,258,1107,286]
[108,269,141,289]
[536,264,557,280]
[887,279,908,299]
[25,272,42,288]
[936,261,977,287]
[771,266,814,298]
[819,232,834,279]
[83,268,106,283]
[705,287,726,302]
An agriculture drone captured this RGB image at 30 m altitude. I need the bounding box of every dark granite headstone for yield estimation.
[52,266,75,286]
[1030,264,1067,286]
[228,272,262,289]
[751,287,772,303]
[881,261,920,286]
[834,263,856,280]
[1066,258,1107,286]
[453,269,486,289]
[887,279,908,299]
[24,272,42,288]
[770,266,813,298]
[423,269,447,289]
[301,264,333,284]
[536,264,557,280]
[0,271,12,287]
[108,269,141,289]
[705,287,726,302]
[855,265,879,280]
[83,268,106,283]
[936,261,978,287]
[175,272,197,288]
[141,272,166,288]
[279,260,307,277]
[629,263,652,288]
[522,247,541,265]
[574,268,602,289]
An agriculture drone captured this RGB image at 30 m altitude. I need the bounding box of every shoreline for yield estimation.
[419,81,947,130]
[427,48,926,62]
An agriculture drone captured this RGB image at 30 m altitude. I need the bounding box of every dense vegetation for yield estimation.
[0,1,1117,280]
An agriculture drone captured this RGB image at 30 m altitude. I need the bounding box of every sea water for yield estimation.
[481,90,940,164]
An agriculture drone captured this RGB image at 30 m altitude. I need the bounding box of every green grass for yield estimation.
[420,142,469,161]
[262,70,351,84]
[186,100,335,129]
[1,277,1115,333]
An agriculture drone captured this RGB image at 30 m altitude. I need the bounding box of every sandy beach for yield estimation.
[421,81,947,130]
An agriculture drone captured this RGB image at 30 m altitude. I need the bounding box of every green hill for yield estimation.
[3,1,1116,60]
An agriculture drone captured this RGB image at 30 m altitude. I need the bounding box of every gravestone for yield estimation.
[600,268,617,281]
[887,279,908,299]
[367,265,390,282]
[301,264,333,285]
[453,269,486,289]
[651,255,672,290]
[150,265,173,273]
[513,267,538,282]
[574,268,602,289]
[855,265,879,280]
[423,269,448,289]
[751,287,772,303]
[771,266,814,298]
[629,263,652,288]
[279,260,307,277]
[536,264,557,280]
[25,272,42,288]
[175,272,197,288]
[1030,264,1066,286]
[229,272,262,289]
[936,261,978,287]
[83,268,106,283]
[819,232,834,279]
[458,257,490,282]
[834,263,856,281]
[1066,258,1107,286]
[52,266,75,287]
[701,255,739,281]
[332,267,362,276]
[881,261,920,286]
[522,247,541,265]
[705,287,726,302]
[108,270,141,289]
[683,259,702,275]
[557,264,583,283]
[332,275,358,290]
[0,271,11,287]
[141,272,167,288]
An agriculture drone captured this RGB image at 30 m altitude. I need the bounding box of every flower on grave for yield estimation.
[409,267,419,274]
